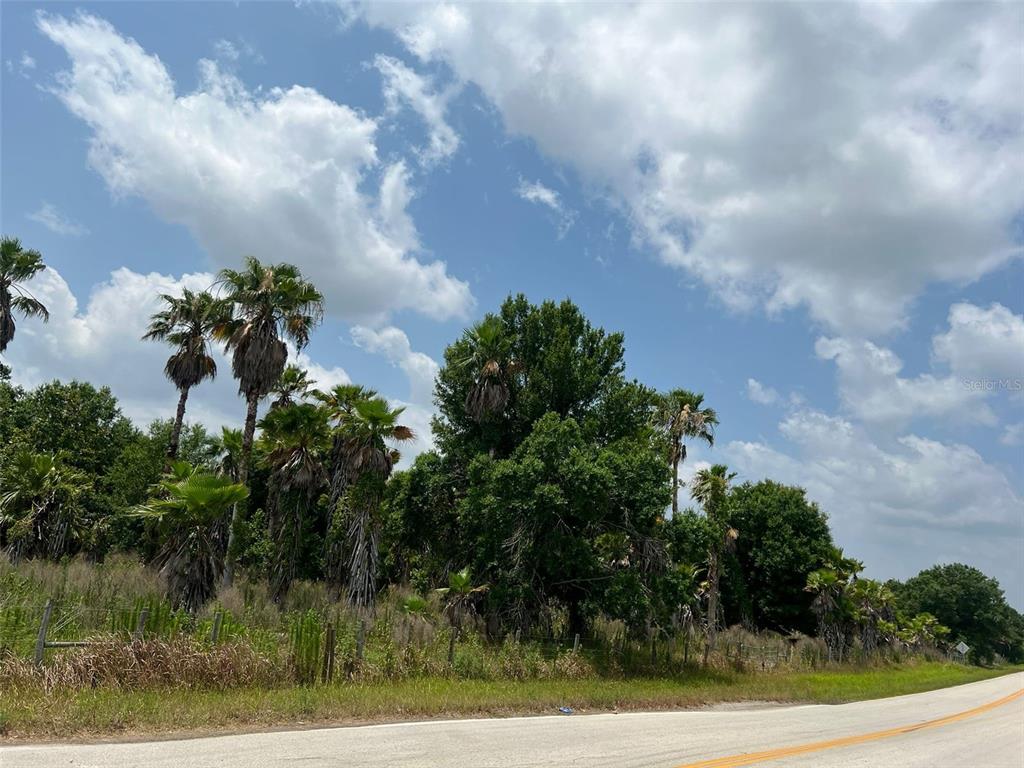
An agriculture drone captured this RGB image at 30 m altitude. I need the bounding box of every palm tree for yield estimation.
[657,390,718,515]
[458,316,517,424]
[0,449,89,563]
[270,364,314,410]
[848,578,895,655]
[214,257,324,585]
[805,568,845,662]
[132,462,248,612]
[314,383,378,593]
[212,427,243,482]
[143,289,226,460]
[804,551,862,662]
[435,567,488,664]
[338,397,415,608]
[690,463,736,665]
[1,236,50,354]
[257,402,330,601]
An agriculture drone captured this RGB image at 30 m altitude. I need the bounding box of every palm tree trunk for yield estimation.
[223,391,260,587]
[703,549,720,667]
[167,387,190,460]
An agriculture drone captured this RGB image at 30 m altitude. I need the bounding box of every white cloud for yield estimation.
[27,202,89,236]
[1,266,351,434]
[726,408,1024,604]
[375,54,459,167]
[516,178,576,238]
[38,12,472,323]
[745,377,779,405]
[20,52,36,71]
[1001,423,1024,448]
[815,336,996,428]
[348,324,441,466]
[933,302,1024,383]
[212,39,240,61]
[362,3,1023,334]
[350,324,438,406]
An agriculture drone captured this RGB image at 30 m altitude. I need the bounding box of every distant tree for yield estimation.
[656,390,717,516]
[338,397,415,608]
[257,402,330,601]
[804,548,862,662]
[434,295,626,461]
[0,449,90,563]
[315,383,380,584]
[461,412,670,636]
[143,289,226,459]
[270,364,314,410]
[133,463,248,612]
[690,464,736,664]
[0,236,49,354]
[894,564,1023,664]
[214,257,324,586]
[724,480,834,634]
[457,316,517,427]
[436,566,488,663]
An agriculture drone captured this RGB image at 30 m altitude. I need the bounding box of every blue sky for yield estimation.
[2,2,1022,605]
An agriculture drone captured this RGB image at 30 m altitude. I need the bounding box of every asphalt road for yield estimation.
[4,672,1022,768]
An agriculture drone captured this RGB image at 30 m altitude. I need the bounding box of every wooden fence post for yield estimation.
[321,622,336,684]
[573,633,580,653]
[356,619,366,661]
[133,608,149,641]
[210,611,223,644]
[34,600,54,667]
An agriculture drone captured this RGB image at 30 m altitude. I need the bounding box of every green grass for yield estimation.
[2,663,1017,741]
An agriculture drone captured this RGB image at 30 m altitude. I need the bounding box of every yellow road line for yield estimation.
[674,687,1024,768]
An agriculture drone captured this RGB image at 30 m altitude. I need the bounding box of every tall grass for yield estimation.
[0,558,951,693]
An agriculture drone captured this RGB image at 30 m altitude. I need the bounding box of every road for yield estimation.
[4,672,1022,767]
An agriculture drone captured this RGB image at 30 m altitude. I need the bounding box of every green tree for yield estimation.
[0,236,49,354]
[461,412,670,636]
[656,390,717,516]
[434,295,626,461]
[690,464,736,664]
[894,563,1022,663]
[214,257,324,585]
[257,402,330,601]
[337,397,415,608]
[133,462,248,612]
[270,364,314,410]
[724,480,834,634]
[143,289,226,459]
[457,316,518,427]
[435,567,488,663]
[847,578,896,654]
[0,449,91,563]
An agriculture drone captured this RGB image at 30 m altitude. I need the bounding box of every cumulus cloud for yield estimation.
[361,2,1023,334]
[726,408,1024,604]
[375,54,459,166]
[37,12,472,323]
[516,178,576,238]
[350,324,439,405]
[815,336,996,428]
[1,266,351,433]
[27,202,89,236]
[932,302,1024,383]
[745,377,779,405]
[350,324,440,465]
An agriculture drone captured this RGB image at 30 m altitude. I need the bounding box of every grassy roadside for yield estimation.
[2,663,1018,742]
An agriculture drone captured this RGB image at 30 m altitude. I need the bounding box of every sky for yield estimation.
[1,2,1022,606]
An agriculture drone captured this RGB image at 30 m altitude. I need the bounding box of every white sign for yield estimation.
[955,641,970,655]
